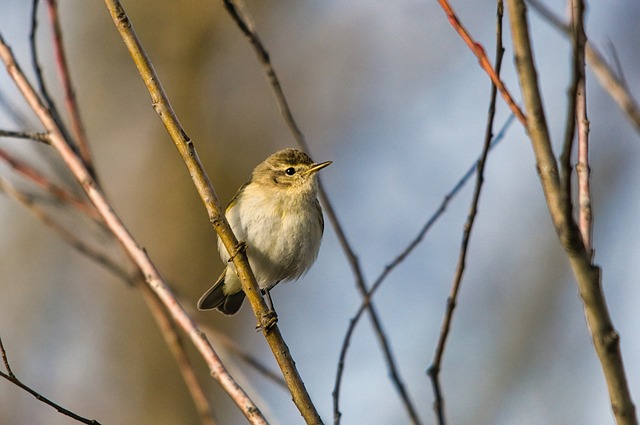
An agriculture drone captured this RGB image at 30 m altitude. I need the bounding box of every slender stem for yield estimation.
[436,0,526,126]
[45,0,95,177]
[427,3,504,423]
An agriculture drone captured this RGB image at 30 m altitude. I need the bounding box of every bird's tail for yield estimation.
[197,270,246,315]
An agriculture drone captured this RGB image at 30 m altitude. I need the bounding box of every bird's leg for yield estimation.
[228,241,247,262]
[255,288,278,332]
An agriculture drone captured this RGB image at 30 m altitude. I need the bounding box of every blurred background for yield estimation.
[1,0,639,424]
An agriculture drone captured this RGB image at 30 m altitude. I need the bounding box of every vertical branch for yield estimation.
[427,2,505,424]
[0,33,268,425]
[506,1,637,424]
[45,0,95,177]
[571,0,592,254]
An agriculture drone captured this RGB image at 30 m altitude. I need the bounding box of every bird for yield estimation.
[197,148,331,315]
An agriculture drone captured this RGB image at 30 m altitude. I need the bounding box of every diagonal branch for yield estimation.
[436,0,526,126]
[0,31,268,425]
[506,1,637,424]
[0,336,101,425]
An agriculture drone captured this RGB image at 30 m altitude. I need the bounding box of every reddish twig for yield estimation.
[436,0,526,127]
[0,147,101,221]
[571,0,592,254]
[45,0,95,177]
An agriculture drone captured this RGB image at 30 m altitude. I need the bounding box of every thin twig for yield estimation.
[44,0,96,178]
[220,2,421,424]
[0,337,102,424]
[427,3,505,424]
[0,147,101,221]
[436,0,526,126]
[527,0,640,133]
[506,1,637,423]
[333,111,515,423]
[0,129,49,143]
[0,30,268,425]
[140,285,218,425]
[571,0,592,254]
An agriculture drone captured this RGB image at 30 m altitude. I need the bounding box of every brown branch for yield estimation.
[436,0,527,127]
[1,175,217,424]
[506,1,637,424]
[0,337,102,424]
[0,129,49,143]
[101,0,321,423]
[0,30,268,425]
[427,3,505,424]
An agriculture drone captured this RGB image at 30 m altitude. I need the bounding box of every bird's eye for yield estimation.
[285,167,296,176]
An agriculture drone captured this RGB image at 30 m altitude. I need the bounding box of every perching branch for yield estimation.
[102,0,321,423]
[220,1,421,424]
[506,1,637,424]
[0,30,268,425]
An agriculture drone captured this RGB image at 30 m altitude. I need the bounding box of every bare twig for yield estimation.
[221,2,421,424]
[436,0,526,126]
[571,0,592,254]
[0,336,102,424]
[427,3,504,424]
[527,0,640,133]
[44,0,95,177]
[0,129,49,143]
[0,30,268,425]
[506,1,637,423]
[0,147,101,221]
[333,111,515,423]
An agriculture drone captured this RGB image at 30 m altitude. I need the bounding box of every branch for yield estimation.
[0,31,268,425]
[506,1,637,424]
[101,1,321,423]
[44,0,95,177]
[333,111,515,424]
[571,0,592,253]
[436,0,526,126]
[427,3,505,424]
[0,336,101,425]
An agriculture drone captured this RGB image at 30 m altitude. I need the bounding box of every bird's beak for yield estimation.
[307,161,332,174]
